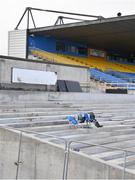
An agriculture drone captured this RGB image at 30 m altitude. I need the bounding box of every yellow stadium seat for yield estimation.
[31,49,135,73]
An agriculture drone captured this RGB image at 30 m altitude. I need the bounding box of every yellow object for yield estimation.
[31,49,135,73]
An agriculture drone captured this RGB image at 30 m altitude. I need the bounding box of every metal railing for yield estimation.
[105,82,135,90]
[14,129,135,180]
[14,129,68,180]
[64,140,131,180]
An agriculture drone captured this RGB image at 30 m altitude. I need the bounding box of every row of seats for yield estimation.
[90,69,127,84]
[31,48,135,73]
[108,71,135,83]
[31,49,86,67]
[90,69,135,89]
[66,55,135,73]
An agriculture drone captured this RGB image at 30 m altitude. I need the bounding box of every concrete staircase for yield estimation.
[1,98,135,176]
[1,53,135,178]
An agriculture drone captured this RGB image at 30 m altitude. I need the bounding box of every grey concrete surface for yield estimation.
[0,57,89,90]
[0,90,135,104]
[0,94,135,179]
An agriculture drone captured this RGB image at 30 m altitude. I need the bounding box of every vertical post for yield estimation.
[63,141,68,180]
[123,151,127,180]
[16,132,22,180]
[107,165,110,179]
[27,8,30,30]
[63,142,70,180]
[26,29,29,59]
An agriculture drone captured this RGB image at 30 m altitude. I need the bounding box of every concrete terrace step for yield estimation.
[0,105,134,113]
[0,106,91,113]
[107,155,135,166]
[6,119,68,128]
[91,150,135,161]
[0,108,134,120]
[30,126,135,149]
[21,124,73,132]
[0,115,68,125]
[0,111,78,118]
[80,140,135,158]
[0,110,134,119]
[0,102,134,108]
[0,102,134,110]
[0,95,135,175]
[0,109,109,117]
[6,122,135,133]
[21,125,135,138]
[68,133,135,150]
[49,131,135,146]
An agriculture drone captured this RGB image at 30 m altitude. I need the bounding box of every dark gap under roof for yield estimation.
[29,14,135,54]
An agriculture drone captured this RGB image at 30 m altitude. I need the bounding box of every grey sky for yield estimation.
[0,0,135,55]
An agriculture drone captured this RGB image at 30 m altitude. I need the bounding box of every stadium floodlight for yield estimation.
[117,12,122,17]
[15,7,104,30]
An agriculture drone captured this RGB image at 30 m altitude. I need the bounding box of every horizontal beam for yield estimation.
[28,7,104,19]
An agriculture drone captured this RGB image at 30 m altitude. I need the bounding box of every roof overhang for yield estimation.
[29,14,135,54]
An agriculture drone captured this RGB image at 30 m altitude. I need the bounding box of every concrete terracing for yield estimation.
[0,92,135,179]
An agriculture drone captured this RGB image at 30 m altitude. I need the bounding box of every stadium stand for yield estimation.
[31,49,135,73]
[31,49,135,90]
[90,69,135,90]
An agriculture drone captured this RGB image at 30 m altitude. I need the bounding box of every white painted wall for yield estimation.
[8,30,27,58]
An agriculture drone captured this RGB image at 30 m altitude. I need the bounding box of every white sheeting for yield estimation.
[12,68,57,85]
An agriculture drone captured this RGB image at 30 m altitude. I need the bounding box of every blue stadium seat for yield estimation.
[90,69,135,89]
[108,71,135,83]
[90,69,127,83]
[67,115,78,125]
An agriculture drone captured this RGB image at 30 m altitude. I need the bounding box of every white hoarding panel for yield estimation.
[8,30,27,58]
[88,48,106,58]
[12,68,57,85]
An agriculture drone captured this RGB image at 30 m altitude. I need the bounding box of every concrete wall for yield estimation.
[0,90,135,104]
[0,128,65,179]
[48,92,135,103]
[0,128,135,179]
[0,57,89,86]
[68,150,135,179]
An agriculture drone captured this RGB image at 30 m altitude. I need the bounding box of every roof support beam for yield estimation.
[15,7,104,30]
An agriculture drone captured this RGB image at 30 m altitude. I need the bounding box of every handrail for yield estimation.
[105,82,135,85]
[13,128,135,180]
[15,132,22,180]
[105,82,135,90]
[14,129,68,180]
[65,140,135,180]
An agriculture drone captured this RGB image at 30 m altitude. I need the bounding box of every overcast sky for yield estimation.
[0,0,135,55]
